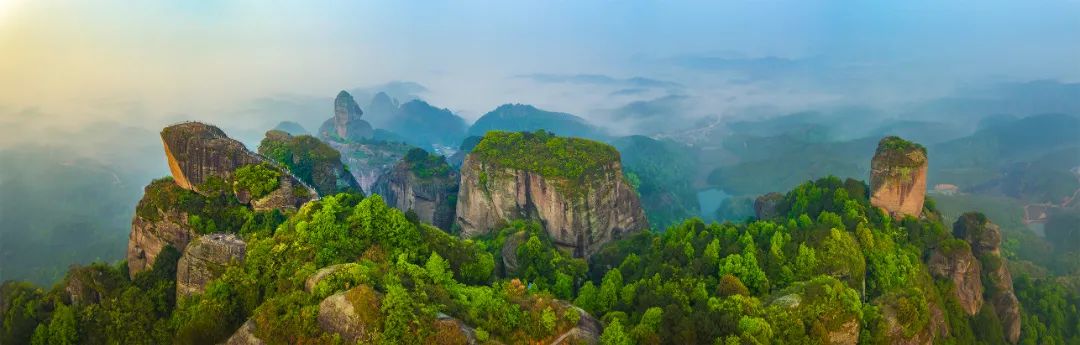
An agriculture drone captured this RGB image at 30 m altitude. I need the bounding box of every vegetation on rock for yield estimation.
[233,163,281,199]
[472,130,620,185]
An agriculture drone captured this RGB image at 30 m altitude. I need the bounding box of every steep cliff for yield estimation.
[258,130,361,196]
[953,212,1022,344]
[455,131,648,257]
[160,122,315,211]
[927,239,984,316]
[319,90,374,142]
[127,179,201,277]
[870,136,928,218]
[175,233,246,298]
[370,148,459,231]
[326,139,413,192]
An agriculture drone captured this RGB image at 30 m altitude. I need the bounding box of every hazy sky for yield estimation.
[2,0,1079,136]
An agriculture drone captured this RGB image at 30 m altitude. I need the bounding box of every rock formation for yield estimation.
[225,320,265,345]
[455,131,648,257]
[754,192,784,220]
[953,213,1021,344]
[869,136,928,218]
[325,139,413,192]
[258,130,361,196]
[127,180,199,277]
[927,240,984,316]
[319,90,373,142]
[160,122,315,210]
[161,122,263,193]
[176,233,246,298]
[317,285,383,344]
[370,148,459,231]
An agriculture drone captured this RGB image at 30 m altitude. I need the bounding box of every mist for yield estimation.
[3,0,1080,283]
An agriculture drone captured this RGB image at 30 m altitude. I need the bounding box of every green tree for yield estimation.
[600,319,632,345]
[46,303,78,345]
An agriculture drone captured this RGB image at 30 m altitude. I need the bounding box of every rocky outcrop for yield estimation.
[161,122,263,193]
[953,213,1021,344]
[176,233,246,298]
[552,304,602,345]
[326,139,413,192]
[317,285,382,344]
[754,192,784,220]
[370,148,458,230]
[258,130,361,196]
[127,180,198,278]
[869,136,928,218]
[225,320,265,345]
[455,135,648,257]
[63,265,125,306]
[319,90,373,142]
[927,240,984,316]
[160,122,316,211]
[878,296,948,345]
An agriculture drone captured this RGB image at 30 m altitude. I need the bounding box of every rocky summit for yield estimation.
[161,122,264,194]
[320,90,374,142]
[954,213,1022,344]
[455,130,648,257]
[870,136,928,218]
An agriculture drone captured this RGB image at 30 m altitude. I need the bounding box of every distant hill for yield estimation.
[467,104,606,140]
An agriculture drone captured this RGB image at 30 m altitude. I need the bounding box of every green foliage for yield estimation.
[877,136,927,155]
[472,130,620,193]
[233,163,281,199]
[601,318,633,345]
[403,148,452,179]
[259,131,359,195]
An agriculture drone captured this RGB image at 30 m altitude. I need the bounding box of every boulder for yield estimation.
[551,305,602,345]
[317,285,382,344]
[225,320,265,345]
[455,131,648,257]
[176,233,246,298]
[869,136,928,218]
[370,148,459,230]
[927,240,984,316]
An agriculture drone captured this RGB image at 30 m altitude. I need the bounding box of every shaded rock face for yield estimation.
[258,130,361,196]
[127,182,197,278]
[176,233,246,298]
[161,122,262,193]
[320,90,373,141]
[954,213,1021,344]
[456,154,648,257]
[63,265,124,306]
[927,242,984,316]
[879,298,948,345]
[754,192,784,220]
[370,150,459,231]
[869,136,928,218]
[552,305,602,345]
[318,285,382,344]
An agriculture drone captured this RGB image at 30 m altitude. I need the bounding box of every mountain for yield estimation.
[271,121,308,136]
[455,130,648,257]
[385,100,467,152]
[467,104,606,140]
[318,91,374,142]
[612,135,700,228]
[370,148,459,231]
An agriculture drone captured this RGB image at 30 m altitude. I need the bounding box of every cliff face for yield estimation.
[325,139,412,192]
[127,181,198,277]
[754,192,784,220]
[258,130,361,196]
[161,122,263,193]
[176,233,246,298]
[869,136,928,218]
[927,240,984,316]
[370,149,459,231]
[953,213,1021,344]
[319,90,373,142]
[456,153,647,257]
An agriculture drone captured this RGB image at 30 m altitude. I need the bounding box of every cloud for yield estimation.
[515,73,682,90]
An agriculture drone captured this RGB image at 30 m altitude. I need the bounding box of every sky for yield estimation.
[1,0,1079,137]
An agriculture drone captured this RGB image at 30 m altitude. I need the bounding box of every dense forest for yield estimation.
[4,169,1078,344]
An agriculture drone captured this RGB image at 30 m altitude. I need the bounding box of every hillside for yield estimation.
[468,104,606,141]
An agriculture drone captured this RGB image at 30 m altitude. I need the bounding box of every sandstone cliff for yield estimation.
[455,131,648,257]
[127,179,199,277]
[370,148,459,231]
[953,212,1021,344]
[319,90,374,142]
[258,130,361,196]
[869,136,928,218]
[160,122,315,211]
[927,239,984,316]
[176,233,246,298]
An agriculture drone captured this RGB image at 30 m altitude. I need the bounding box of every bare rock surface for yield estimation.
[176,233,246,298]
[869,136,928,218]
